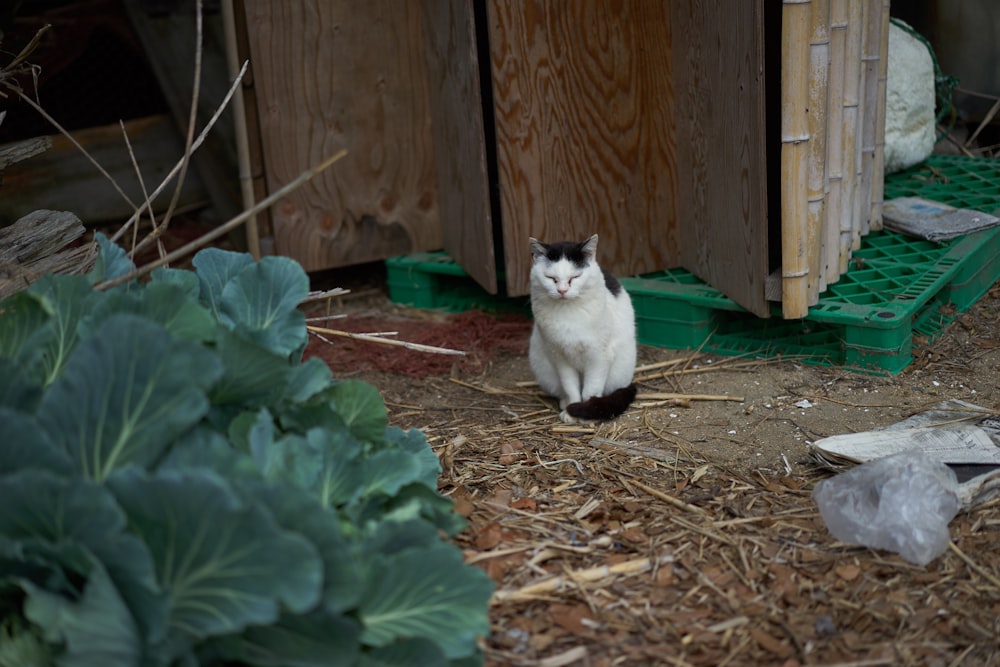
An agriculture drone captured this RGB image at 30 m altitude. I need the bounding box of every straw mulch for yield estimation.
[420,388,1000,667]
[319,284,1000,667]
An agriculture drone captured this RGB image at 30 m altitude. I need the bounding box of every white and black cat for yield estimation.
[528,234,637,423]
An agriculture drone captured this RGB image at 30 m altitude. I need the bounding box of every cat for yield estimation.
[528,234,637,423]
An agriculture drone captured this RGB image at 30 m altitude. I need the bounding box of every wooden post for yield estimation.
[869,0,891,231]
[824,0,847,288]
[807,0,830,300]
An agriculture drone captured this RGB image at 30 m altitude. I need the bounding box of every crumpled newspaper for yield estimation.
[812,451,962,566]
[882,196,1000,242]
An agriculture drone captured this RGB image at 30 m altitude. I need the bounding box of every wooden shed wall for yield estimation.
[238,1,885,320]
[486,0,680,298]
[240,1,443,272]
[673,0,770,317]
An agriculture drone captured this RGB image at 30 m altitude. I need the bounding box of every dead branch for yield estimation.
[309,324,466,357]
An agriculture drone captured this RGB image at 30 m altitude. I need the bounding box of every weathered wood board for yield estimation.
[673,0,770,317]
[240,1,443,272]
[421,0,497,294]
[0,210,93,298]
[0,114,208,226]
[487,0,679,297]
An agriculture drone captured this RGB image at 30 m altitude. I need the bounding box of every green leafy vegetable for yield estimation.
[0,240,492,666]
[22,556,142,666]
[218,256,309,356]
[329,380,389,443]
[108,468,322,648]
[39,314,222,481]
[360,545,493,659]
[88,231,137,286]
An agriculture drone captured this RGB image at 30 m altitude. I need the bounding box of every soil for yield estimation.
[307,271,1000,667]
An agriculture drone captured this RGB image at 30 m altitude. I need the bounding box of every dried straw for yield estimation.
[308,324,466,356]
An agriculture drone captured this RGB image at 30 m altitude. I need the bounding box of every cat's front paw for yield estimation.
[558,410,580,424]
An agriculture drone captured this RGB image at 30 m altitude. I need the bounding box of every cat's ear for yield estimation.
[582,234,598,259]
[530,238,547,260]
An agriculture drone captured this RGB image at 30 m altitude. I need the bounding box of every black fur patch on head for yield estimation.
[602,268,623,296]
[538,240,590,269]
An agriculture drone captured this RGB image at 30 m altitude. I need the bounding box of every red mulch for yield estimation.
[305,310,532,378]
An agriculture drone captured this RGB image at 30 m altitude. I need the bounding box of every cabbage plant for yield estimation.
[0,235,492,667]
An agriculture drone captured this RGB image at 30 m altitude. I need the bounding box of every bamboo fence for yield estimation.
[780,0,813,319]
[806,0,830,301]
[780,0,890,318]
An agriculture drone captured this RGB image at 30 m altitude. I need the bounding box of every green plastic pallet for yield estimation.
[386,252,529,314]
[386,155,1000,374]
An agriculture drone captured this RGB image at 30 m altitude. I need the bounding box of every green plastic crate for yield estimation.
[385,252,528,314]
[386,155,1000,374]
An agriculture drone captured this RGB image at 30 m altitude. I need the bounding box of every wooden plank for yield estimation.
[674,0,770,317]
[0,210,92,298]
[0,137,51,170]
[421,0,497,294]
[241,1,442,272]
[487,0,679,297]
[0,115,209,225]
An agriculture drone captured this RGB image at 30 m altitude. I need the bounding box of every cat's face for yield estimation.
[529,235,599,300]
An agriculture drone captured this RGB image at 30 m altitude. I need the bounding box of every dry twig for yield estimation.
[95,149,348,290]
[309,324,466,357]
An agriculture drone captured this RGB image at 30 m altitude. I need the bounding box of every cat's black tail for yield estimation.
[566,384,638,421]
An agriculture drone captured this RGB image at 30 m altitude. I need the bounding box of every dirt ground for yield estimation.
[308,272,1000,667]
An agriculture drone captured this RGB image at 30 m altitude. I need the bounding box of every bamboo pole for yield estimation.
[823,0,847,288]
[807,0,830,300]
[221,0,260,259]
[868,0,891,231]
[856,0,881,239]
[780,0,813,319]
[839,0,862,271]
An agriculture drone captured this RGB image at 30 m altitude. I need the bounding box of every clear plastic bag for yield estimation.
[812,451,962,566]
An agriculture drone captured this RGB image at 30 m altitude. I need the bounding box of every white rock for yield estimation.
[884,21,936,174]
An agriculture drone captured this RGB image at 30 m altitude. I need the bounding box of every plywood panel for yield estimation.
[241,1,441,272]
[674,0,770,317]
[421,0,497,294]
[487,0,679,297]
